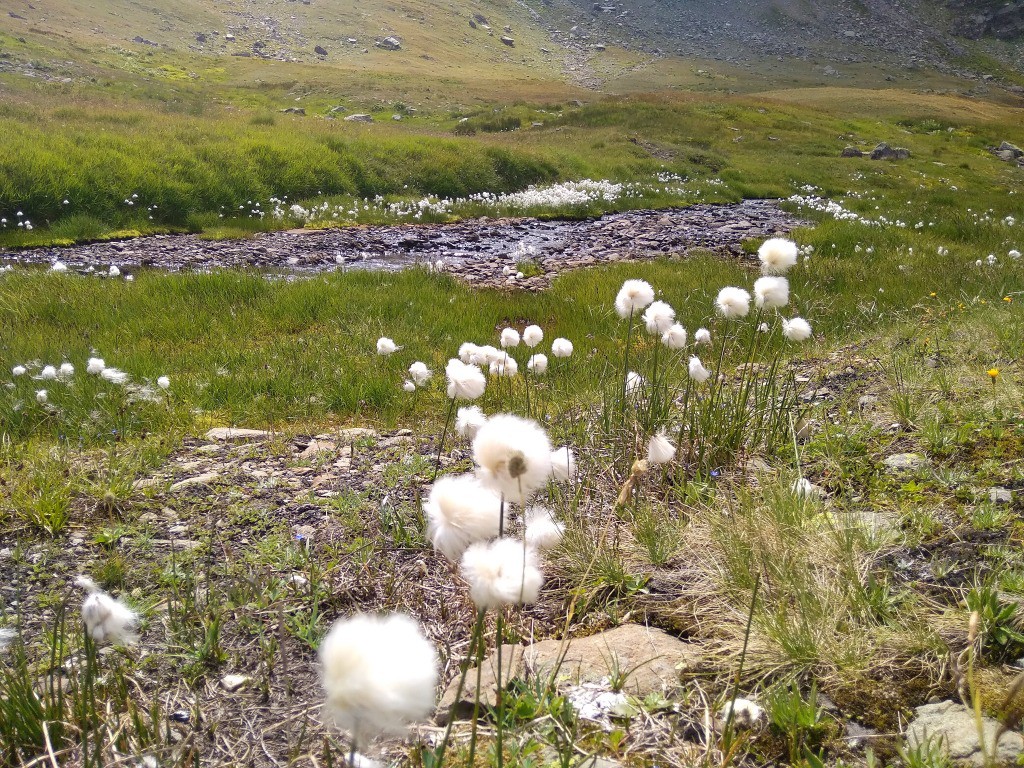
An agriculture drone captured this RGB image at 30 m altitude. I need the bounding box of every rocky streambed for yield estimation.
[1,200,806,289]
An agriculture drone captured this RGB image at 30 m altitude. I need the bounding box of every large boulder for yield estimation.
[376,36,401,50]
[905,700,1024,766]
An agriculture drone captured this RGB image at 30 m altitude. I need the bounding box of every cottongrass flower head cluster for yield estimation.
[523,506,565,552]
[445,358,486,401]
[424,474,503,560]
[461,538,544,610]
[615,279,655,318]
[642,300,675,335]
[647,431,676,465]
[319,612,438,745]
[472,414,552,500]
[782,317,813,342]
[753,276,789,309]
[715,286,752,319]
[527,354,548,375]
[408,361,431,386]
[76,576,139,645]
[758,238,799,275]
[456,405,487,439]
[522,325,544,347]
[551,338,574,358]
[376,337,398,356]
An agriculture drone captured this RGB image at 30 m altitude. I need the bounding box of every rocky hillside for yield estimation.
[947,0,1024,40]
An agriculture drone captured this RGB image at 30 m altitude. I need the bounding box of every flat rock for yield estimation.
[344,113,373,123]
[883,453,930,473]
[220,674,251,692]
[205,427,271,442]
[989,487,1014,505]
[905,700,1024,766]
[299,439,336,458]
[169,472,220,492]
[439,624,698,719]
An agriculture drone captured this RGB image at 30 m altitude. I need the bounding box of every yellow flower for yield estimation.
[929,292,937,297]
[988,368,1000,381]
[1004,296,1013,303]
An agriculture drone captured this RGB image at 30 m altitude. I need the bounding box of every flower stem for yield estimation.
[433,397,458,481]
[432,609,487,768]
[495,609,505,768]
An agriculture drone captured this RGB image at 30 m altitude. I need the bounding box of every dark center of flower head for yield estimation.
[508,452,527,480]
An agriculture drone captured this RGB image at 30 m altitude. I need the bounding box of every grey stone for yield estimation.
[841,146,865,158]
[281,107,305,115]
[870,142,911,160]
[205,427,271,442]
[220,674,251,692]
[376,36,401,50]
[314,45,327,56]
[500,36,515,47]
[883,453,930,473]
[905,700,1024,766]
[169,472,220,492]
[989,487,1014,505]
[344,113,373,123]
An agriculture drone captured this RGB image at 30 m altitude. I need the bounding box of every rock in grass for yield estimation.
[883,453,930,473]
[169,472,220,492]
[989,487,1014,505]
[870,142,911,160]
[205,427,271,442]
[220,674,251,692]
[841,146,865,158]
[344,113,373,123]
[905,700,1024,766]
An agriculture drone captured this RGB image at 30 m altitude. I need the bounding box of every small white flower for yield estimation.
[688,356,711,383]
[157,376,170,390]
[715,287,751,319]
[642,300,675,335]
[108,265,121,277]
[753,276,789,309]
[551,338,574,358]
[694,328,711,345]
[36,389,48,404]
[527,354,548,375]
[376,337,398,355]
[661,323,687,349]
[782,317,813,342]
[456,406,487,439]
[500,328,520,348]
[522,325,544,347]
[59,363,75,379]
[408,361,431,386]
[758,238,798,274]
[446,358,486,400]
[86,357,105,375]
[549,447,577,482]
[473,413,552,499]
[461,538,544,610]
[403,380,416,393]
[50,261,68,273]
[625,370,645,397]
[12,365,26,377]
[76,576,139,645]
[1010,249,1021,260]
[615,279,655,319]
[39,365,57,380]
[647,431,676,465]
[524,506,565,551]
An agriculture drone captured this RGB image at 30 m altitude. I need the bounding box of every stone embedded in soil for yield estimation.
[883,453,930,473]
[168,472,220,492]
[989,487,1014,505]
[438,624,699,719]
[220,674,251,692]
[905,700,1024,766]
[205,427,272,442]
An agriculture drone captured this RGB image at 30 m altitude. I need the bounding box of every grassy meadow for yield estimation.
[3,6,1024,766]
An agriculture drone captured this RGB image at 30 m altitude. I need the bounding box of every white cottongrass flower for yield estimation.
[721,698,765,727]
[460,538,544,610]
[524,506,565,551]
[522,325,544,347]
[403,380,416,393]
[157,376,170,390]
[445,358,486,400]
[782,317,813,342]
[753,276,789,309]
[792,478,824,500]
[694,328,711,345]
[647,431,676,465]
[642,300,675,334]
[473,414,552,499]
[424,473,502,560]
[376,337,398,356]
[86,357,105,375]
[51,261,68,273]
[456,406,487,439]
[319,613,437,744]
[458,342,479,364]
[688,356,711,383]
[108,265,121,277]
[758,238,798,275]
[59,362,74,378]
[527,354,548,375]
[614,279,655,318]
[758,323,770,333]
[1010,249,1021,260]
[549,447,577,482]
[500,327,520,348]
[76,576,139,645]
[625,371,645,397]
[101,368,129,384]
[40,365,57,380]
[490,356,519,378]
[715,287,751,319]
[661,323,687,349]
[476,345,503,365]
[12,365,26,377]
[36,389,48,404]
[408,361,431,386]
[551,338,573,358]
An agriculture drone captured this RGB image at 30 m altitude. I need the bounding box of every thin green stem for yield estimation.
[433,397,458,481]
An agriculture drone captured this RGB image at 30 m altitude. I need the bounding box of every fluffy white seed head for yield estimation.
[524,506,565,552]
[50,261,68,273]
[76,576,139,645]
[376,337,398,356]
[157,376,170,390]
[424,473,502,560]
[551,338,573,358]
[753,276,789,309]
[12,365,26,377]
[458,342,479,364]
[715,287,751,319]
[527,354,548,375]
[694,328,712,345]
[647,431,676,465]
[460,538,544,610]
[625,371,645,397]
[792,478,824,500]
[615,279,655,319]
[319,613,438,744]
[59,363,75,378]
[108,265,121,277]
[409,361,431,386]
[456,406,487,439]
[40,365,57,380]
[35,389,48,404]
[489,356,519,378]
[499,328,520,349]
[782,317,813,342]
[446,358,486,401]
[101,368,129,385]
[403,380,416,393]
[472,414,552,500]
[549,447,577,482]
[721,697,765,728]
[86,357,105,375]
[522,325,544,348]
[642,300,675,335]
[688,356,711,383]
[661,323,687,350]
[476,345,503,365]
[758,238,799,275]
